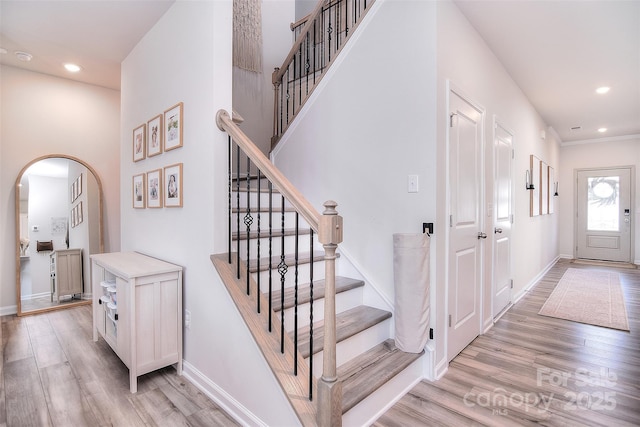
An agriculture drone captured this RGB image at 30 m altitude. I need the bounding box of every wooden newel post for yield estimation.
[317,200,343,427]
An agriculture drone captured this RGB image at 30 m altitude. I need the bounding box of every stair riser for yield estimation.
[234,235,316,261]
[308,318,392,379]
[252,259,328,288]
[342,358,423,427]
[231,212,305,232]
[276,286,364,332]
[233,191,299,211]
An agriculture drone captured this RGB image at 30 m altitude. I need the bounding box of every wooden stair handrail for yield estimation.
[216,109,321,232]
[272,0,328,85]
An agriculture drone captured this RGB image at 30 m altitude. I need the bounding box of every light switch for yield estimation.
[408,175,419,193]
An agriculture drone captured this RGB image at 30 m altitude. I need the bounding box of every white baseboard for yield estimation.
[513,255,560,304]
[181,360,267,427]
[21,291,50,301]
[0,305,17,316]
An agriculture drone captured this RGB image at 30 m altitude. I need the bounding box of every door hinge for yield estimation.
[449,215,453,227]
[450,113,457,127]
[510,214,514,224]
[510,279,514,289]
[512,149,515,159]
[449,315,452,327]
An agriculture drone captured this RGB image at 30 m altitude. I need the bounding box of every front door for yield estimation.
[492,122,513,318]
[576,168,632,262]
[447,87,484,361]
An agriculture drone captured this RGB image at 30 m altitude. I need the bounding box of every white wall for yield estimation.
[23,175,67,298]
[233,0,295,155]
[0,66,121,314]
[559,136,640,262]
[273,0,438,306]
[120,2,299,425]
[435,0,560,374]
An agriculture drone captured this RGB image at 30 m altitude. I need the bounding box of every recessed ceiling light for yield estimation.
[598,127,607,133]
[15,51,33,62]
[64,63,82,72]
[596,86,610,94]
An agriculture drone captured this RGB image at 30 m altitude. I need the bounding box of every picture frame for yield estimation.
[77,202,83,225]
[133,124,146,162]
[541,161,549,215]
[71,206,76,228]
[164,163,183,207]
[147,114,163,157]
[76,174,82,198]
[133,173,146,209]
[146,169,163,208]
[71,181,77,202]
[164,102,183,151]
[530,155,541,217]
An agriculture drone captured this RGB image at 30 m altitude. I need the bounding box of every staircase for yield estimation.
[214,111,424,426]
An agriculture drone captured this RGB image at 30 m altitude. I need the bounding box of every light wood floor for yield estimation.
[0,304,239,427]
[2,258,639,426]
[374,258,640,426]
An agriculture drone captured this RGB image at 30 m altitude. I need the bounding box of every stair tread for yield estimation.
[294,306,392,359]
[270,276,364,312]
[339,339,423,413]
[248,251,333,273]
[233,227,312,241]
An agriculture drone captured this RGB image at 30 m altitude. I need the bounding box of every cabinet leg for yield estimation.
[130,370,137,393]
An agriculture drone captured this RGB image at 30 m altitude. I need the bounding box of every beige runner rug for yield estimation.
[538,268,630,331]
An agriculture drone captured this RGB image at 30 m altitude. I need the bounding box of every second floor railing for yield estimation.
[272,0,374,148]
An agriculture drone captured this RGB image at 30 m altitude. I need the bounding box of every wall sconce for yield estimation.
[525,170,535,190]
[554,181,559,196]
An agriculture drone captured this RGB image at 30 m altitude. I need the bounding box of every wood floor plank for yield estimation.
[375,259,640,426]
[4,357,51,426]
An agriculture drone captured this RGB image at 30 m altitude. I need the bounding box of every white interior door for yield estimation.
[492,122,512,318]
[447,88,484,361]
[576,168,632,262]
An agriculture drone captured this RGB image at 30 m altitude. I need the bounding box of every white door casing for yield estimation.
[492,121,513,319]
[576,167,632,262]
[447,85,484,361]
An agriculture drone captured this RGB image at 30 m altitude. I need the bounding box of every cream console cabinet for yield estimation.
[91,252,183,393]
[50,248,83,302]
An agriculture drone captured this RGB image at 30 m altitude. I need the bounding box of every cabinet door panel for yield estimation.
[135,282,156,368]
[158,279,179,359]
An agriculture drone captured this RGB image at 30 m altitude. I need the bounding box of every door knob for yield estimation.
[477,232,487,239]
[494,228,503,234]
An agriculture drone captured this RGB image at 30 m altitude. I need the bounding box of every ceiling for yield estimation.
[1,0,638,143]
[0,0,174,90]
[454,0,639,143]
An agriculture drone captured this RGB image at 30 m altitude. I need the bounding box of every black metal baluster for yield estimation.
[228,136,232,263]
[236,145,241,279]
[294,212,299,375]
[309,229,314,400]
[313,19,318,84]
[244,157,252,295]
[285,68,290,130]
[256,171,261,313]
[305,32,310,96]
[268,182,273,331]
[278,194,287,353]
[328,2,333,63]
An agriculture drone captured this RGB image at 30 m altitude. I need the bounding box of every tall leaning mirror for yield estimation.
[15,154,104,316]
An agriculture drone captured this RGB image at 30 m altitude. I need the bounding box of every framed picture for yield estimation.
[76,174,83,198]
[164,163,183,207]
[164,102,183,151]
[146,169,162,208]
[147,114,163,157]
[71,181,77,202]
[133,124,146,162]
[133,173,145,209]
[77,202,84,225]
[71,206,77,228]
